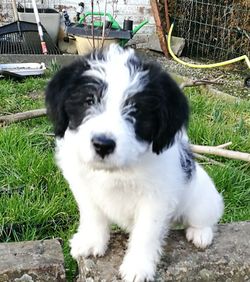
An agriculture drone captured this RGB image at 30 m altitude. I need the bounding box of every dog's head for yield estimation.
[46,45,189,169]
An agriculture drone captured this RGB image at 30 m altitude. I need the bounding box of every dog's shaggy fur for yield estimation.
[46,45,224,282]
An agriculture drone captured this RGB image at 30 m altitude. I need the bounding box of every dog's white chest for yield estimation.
[88,173,143,230]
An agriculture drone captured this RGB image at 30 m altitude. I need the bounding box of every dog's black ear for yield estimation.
[151,70,189,154]
[133,63,189,154]
[45,60,90,137]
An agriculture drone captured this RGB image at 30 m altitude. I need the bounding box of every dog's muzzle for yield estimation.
[91,134,116,159]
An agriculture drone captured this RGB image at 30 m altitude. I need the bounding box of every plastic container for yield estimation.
[17,8,60,43]
[123,20,133,31]
[75,36,119,55]
[0,63,46,77]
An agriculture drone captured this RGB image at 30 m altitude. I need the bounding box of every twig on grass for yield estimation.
[0,108,47,125]
[216,142,232,149]
[180,75,224,90]
[194,153,225,167]
[191,144,250,163]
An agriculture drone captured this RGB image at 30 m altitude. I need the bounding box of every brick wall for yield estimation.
[0,0,13,24]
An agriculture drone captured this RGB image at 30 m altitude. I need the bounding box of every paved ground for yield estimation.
[77,221,250,281]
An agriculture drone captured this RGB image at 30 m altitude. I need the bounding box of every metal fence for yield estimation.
[169,0,250,61]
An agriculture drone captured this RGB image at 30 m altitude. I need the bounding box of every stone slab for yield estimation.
[147,33,185,56]
[77,221,250,281]
[0,239,66,281]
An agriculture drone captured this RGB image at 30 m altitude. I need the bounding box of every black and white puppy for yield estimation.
[45,44,223,282]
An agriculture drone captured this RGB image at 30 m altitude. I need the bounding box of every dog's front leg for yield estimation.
[120,199,170,282]
[70,196,110,259]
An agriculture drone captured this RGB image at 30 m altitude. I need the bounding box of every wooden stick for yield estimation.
[180,75,223,90]
[164,0,171,32]
[91,0,95,49]
[0,108,46,125]
[150,0,169,57]
[216,142,232,149]
[194,153,225,167]
[101,0,108,48]
[191,144,250,162]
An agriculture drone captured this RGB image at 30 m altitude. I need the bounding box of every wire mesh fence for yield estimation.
[169,0,250,61]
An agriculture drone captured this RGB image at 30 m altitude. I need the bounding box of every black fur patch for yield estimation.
[45,59,107,137]
[125,61,189,154]
[180,142,196,181]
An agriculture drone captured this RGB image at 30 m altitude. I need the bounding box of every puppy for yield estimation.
[45,44,224,282]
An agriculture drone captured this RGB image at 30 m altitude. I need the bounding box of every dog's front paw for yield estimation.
[70,231,108,259]
[186,226,213,249]
[120,253,155,282]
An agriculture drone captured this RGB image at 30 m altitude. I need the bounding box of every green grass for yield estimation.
[0,76,78,279]
[0,76,249,280]
[186,89,250,222]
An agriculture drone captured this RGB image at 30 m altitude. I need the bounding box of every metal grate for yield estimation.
[170,0,250,61]
[0,21,61,54]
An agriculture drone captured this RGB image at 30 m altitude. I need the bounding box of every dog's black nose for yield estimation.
[91,135,116,158]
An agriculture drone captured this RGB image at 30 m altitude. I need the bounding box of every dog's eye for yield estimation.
[85,96,95,106]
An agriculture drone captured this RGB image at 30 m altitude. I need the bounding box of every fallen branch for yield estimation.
[191,144,250,162]
[0,108,46,125]
[180,75,223,89]
[216,142,232,149]
[194,153,225,167]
